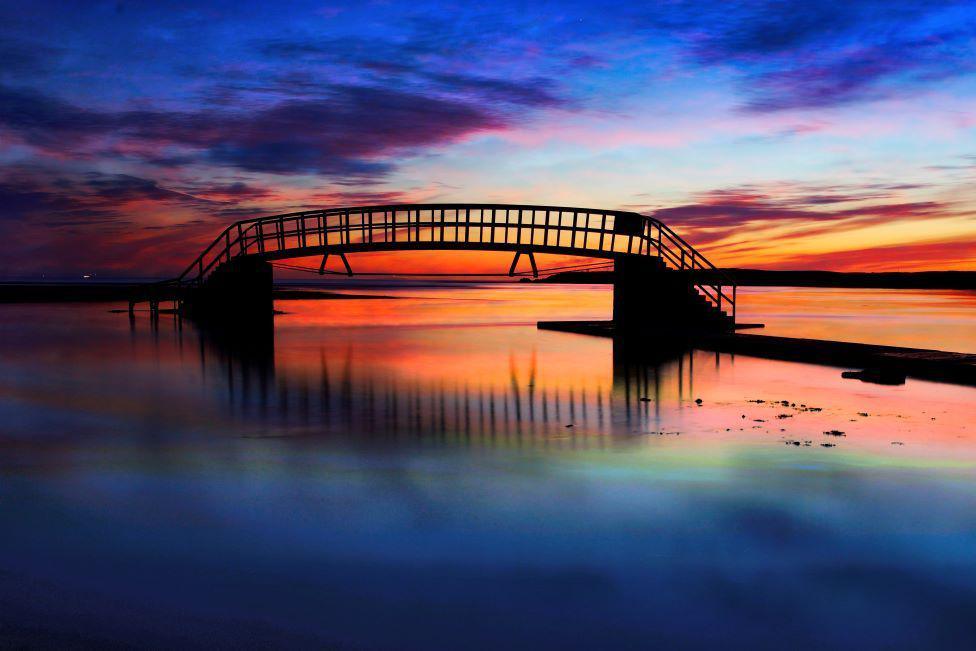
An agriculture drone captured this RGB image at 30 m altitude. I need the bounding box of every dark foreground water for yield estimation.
[1,286,976,649]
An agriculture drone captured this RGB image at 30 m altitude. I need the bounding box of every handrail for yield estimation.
[166,204,735,321]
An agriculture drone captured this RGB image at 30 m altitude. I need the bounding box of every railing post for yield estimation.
[733,284,737,323]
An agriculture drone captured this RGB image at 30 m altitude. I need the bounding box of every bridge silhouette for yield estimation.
[135,203,736,332]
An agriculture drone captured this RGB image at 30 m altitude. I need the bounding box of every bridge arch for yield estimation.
[150,204,735,331]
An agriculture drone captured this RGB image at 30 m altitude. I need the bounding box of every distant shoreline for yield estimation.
[1,269,974,303]
[537,269,976,290]
[0,283,398,303]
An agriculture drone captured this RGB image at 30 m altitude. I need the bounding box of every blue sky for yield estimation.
[1,0,975,276]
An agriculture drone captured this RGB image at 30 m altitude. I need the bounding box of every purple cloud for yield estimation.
[662,0,976,111]
[650,183,955,244]
[0,82,526,178]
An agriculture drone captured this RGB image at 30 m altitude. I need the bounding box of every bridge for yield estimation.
[135,203,736,332]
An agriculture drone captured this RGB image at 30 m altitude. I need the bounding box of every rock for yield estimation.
[841,368,906,385]
[824,430,846,437]
[695,398,703,405]
[821,443,836,448]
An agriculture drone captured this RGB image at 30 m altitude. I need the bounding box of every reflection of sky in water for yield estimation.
[736,286,976,353]
[1,287,975,648]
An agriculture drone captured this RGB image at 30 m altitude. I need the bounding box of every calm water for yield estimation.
[737,286,976,353]
[1,285,975,649]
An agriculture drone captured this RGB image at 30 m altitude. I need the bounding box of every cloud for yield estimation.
[0,83,513,178]
[652,184,949,230]
[688,1,930,58]
[646,182,963,258]
[423,73,563,108]
[0,37,61,78]
[187,182,275,201]
[0,170,221,228]
[742,35,976,112]
[255,34,566,108]
[0,85,114,146]
[0,169,282,277]
[655,0,976,111]
[761,236,976,271]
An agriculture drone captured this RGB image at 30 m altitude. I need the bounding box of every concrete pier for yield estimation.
[536,321,976,387]
[181,257,274,323]
[613,255,732,333]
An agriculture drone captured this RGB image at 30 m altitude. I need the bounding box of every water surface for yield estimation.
[1,285,975,649]
[736,286,976,353]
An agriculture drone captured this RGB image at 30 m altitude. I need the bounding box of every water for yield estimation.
[1,285,975,649]
[736,286,976,353]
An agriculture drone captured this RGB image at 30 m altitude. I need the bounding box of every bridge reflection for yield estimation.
[185,316,728,449]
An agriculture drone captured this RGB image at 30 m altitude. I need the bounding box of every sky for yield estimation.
[1,0,975,278]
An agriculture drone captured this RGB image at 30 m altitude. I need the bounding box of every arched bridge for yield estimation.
[141,203,736,332]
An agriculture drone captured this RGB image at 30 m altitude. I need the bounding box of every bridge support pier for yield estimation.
[613,255,729,334]
[319,251,353,276]
[182,257,274,324]
[509,250,538,278]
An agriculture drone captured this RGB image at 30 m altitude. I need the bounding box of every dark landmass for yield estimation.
[539,269,976,289]
[0,283,396,303]
[3,268,974,303]
[272,289,396,300]
[0,282,152,303]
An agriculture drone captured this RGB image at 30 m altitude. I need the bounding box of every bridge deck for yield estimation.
[170,204,735,317]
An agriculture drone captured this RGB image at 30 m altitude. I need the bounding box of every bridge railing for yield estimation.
[173,204,735,320]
